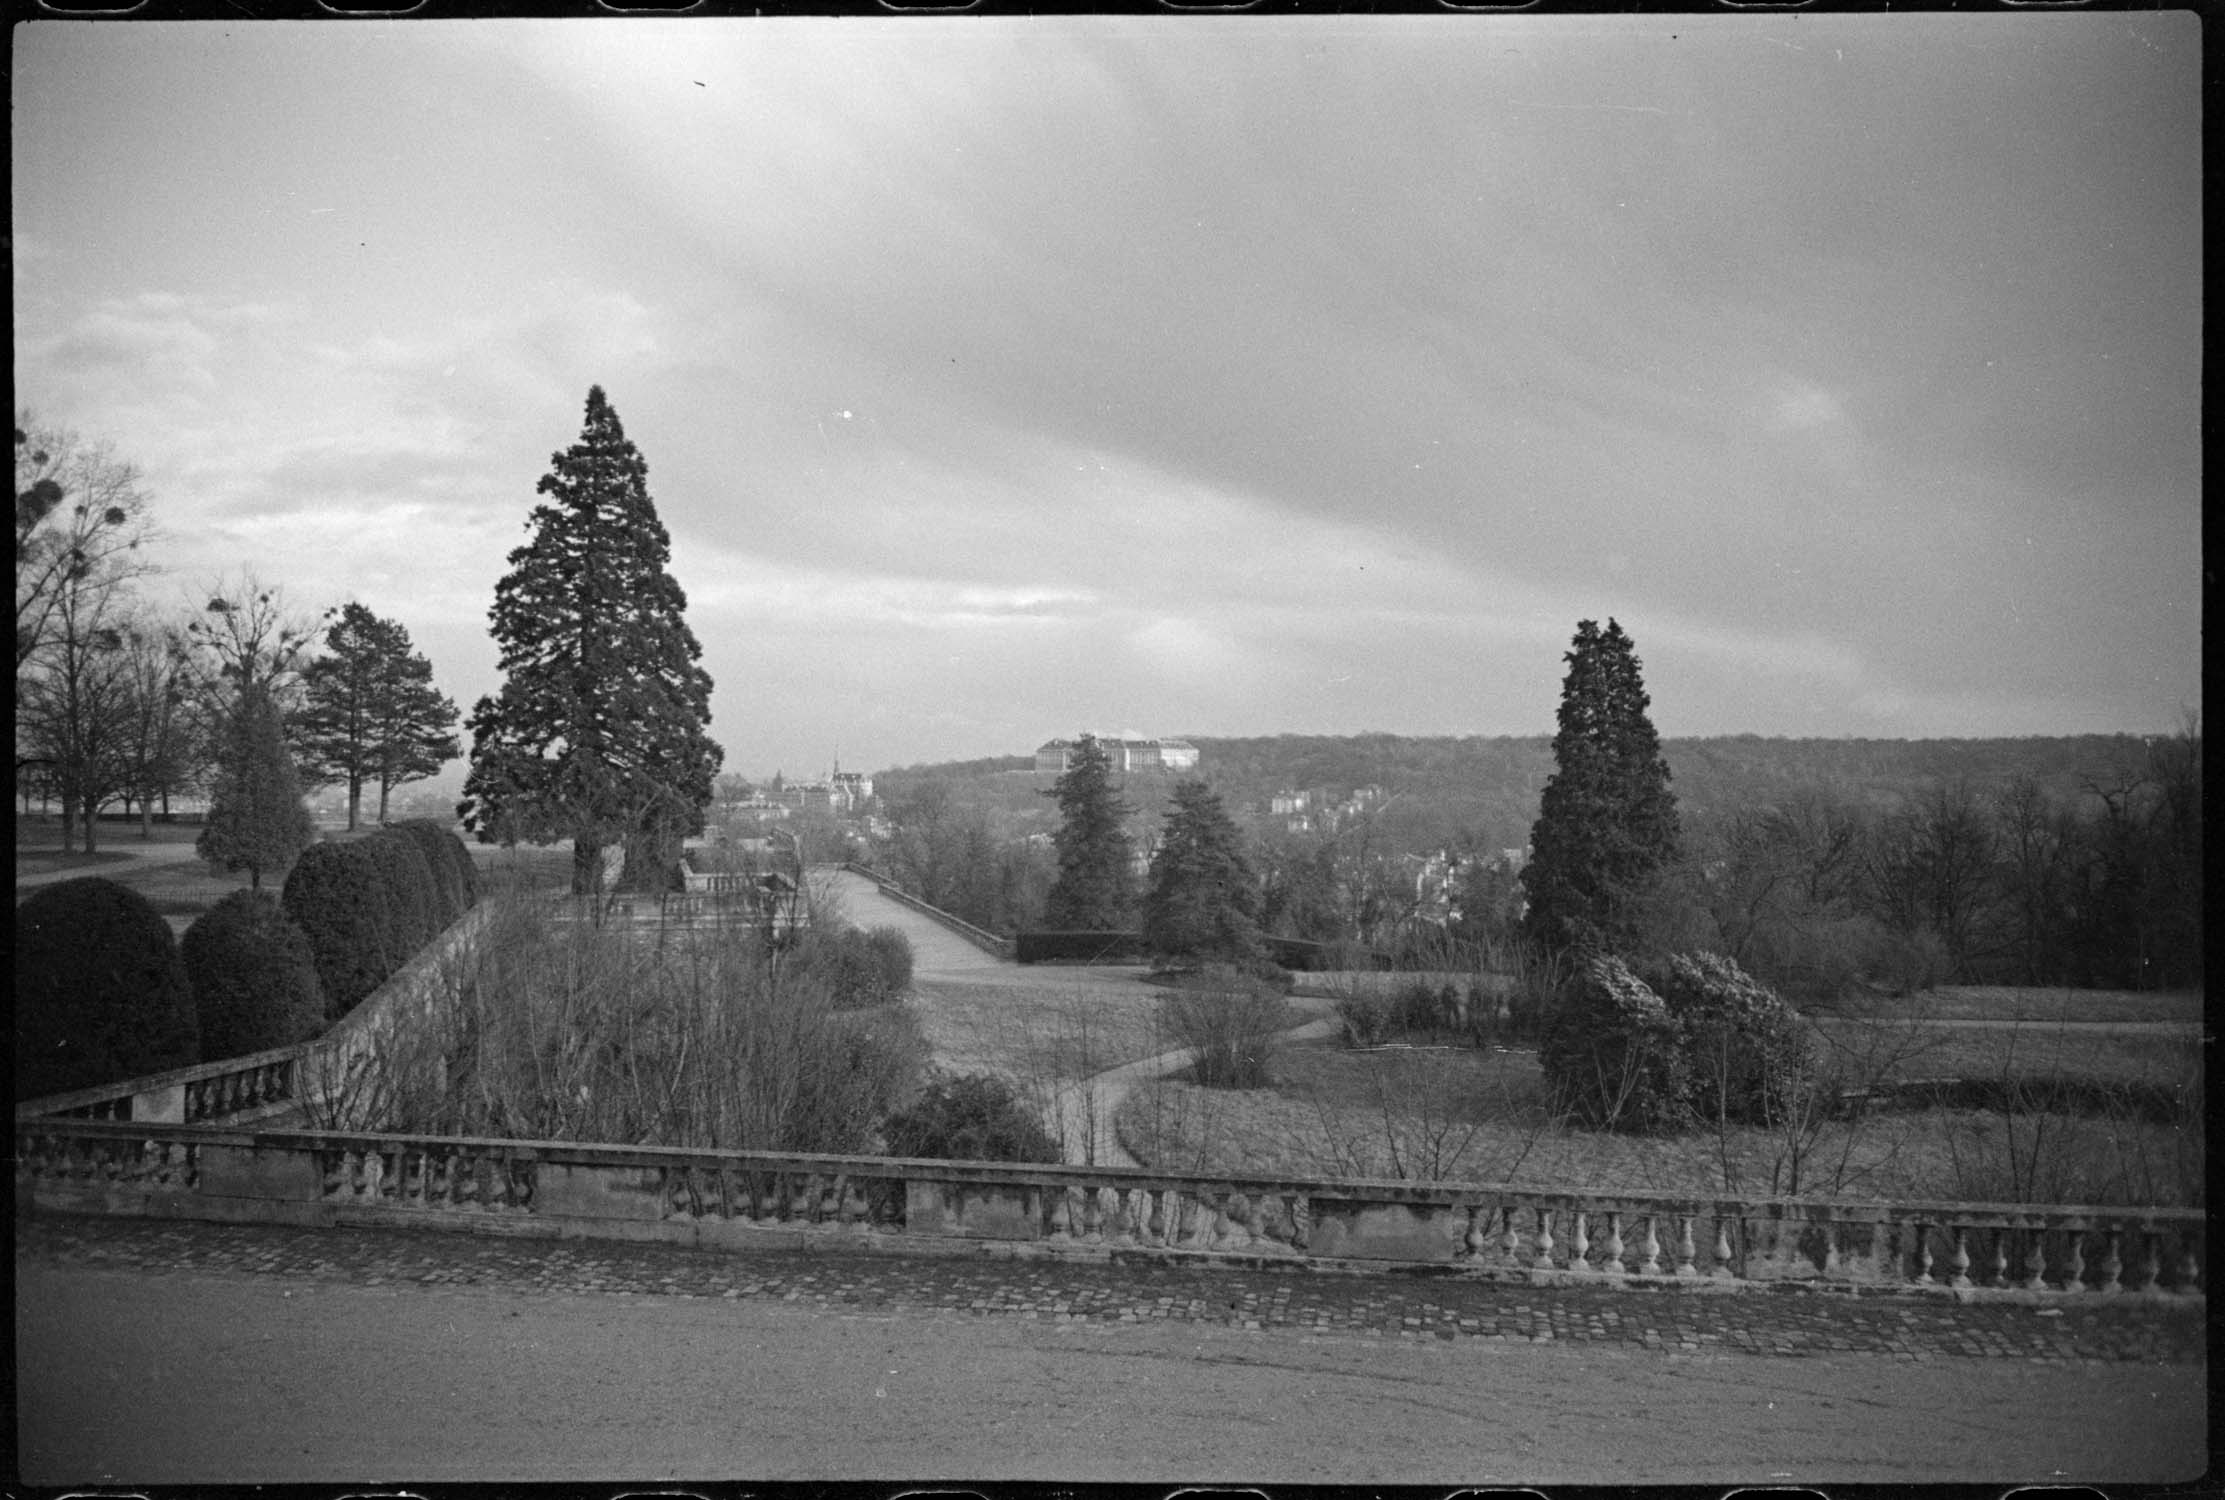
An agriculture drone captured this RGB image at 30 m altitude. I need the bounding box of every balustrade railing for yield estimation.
[14,1118,2202,1302]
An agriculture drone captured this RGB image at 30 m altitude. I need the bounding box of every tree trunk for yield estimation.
[376,777,391,825]
[571,838,605,897]
[622,825,683,894]
[346,773,362,832]
[81,800,100,855]
[140,794,154,841]
[60,790,79,854]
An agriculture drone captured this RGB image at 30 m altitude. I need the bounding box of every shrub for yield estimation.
[388,819,467,930]
[283,840,399,1019]
[882,1074,1062,1163]
[182,890,327,1060]
[863,926,914,1001]
[1539,954,1691,1135]
[15,876,199,1099]
[359,830,439,963]
[1652,950,1814,1126]
[1164,965,1290,1088]
[1334,988,1396,1048]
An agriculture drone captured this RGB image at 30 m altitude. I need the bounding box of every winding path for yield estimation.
[818,868,1336,1167]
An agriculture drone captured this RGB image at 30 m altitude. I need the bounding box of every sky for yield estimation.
[13,15,2203,782]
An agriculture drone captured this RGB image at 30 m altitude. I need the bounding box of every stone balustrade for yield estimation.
[838,862,1016,959]
[15,1118,2203,1302]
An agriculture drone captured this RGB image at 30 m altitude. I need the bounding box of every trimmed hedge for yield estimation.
[882,1074,1061,1163]
[387,820,463,930]
[1015,929,1146,964]
[15,876,199,1098]
[359,830,438,961]
[182,890,327,1060]
[282,840,399,1020]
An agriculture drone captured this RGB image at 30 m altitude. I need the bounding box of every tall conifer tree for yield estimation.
[1520,618,1680,953]
[196,685,317,893]
[1143,779,1261,965]
[297,602,460,830]
[459,387,722,894]
[1041,733,1135,928]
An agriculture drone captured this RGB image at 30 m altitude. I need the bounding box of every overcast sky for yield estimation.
[14,15,2202,780]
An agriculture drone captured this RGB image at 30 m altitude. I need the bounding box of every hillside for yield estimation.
[872,733,2162,854]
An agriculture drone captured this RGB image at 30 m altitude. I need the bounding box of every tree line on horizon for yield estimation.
[16,417,462,879]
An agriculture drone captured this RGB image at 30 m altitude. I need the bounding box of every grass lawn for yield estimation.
[1117,1018,2204,1208]
[906,975,1188,1083]
[1823,984,2203,1026]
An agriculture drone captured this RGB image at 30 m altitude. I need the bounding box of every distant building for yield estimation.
[1034,736,1201,775]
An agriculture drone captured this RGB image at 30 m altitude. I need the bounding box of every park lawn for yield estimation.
[906,975,1179,1084]
[1117,1030,2203,1208]
[1808,1016,2198,1091]
[1837,984,2203,1026]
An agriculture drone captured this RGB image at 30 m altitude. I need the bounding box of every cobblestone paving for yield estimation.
[16,1214,2202,1366]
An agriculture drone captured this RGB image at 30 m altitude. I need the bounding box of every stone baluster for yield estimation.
[1464,1205,1489,1261]
[1081,1187,1104,1245]
[1673,1216,1697,1277]
[2061,1230,2086,1292]
[1145,1191,1167,1247]
[1110,1189,1139,1246]
[1500,1206,1521,1265]
[1287,1195,1313,1252]
[320,1151,346,1200]
[1601,1213,1627,1277]
[1637,1216,1662,1276]
[1946,1226,1972,1290]
[1532,1209,1556,1271]
[1568,1212,1592,1273]
[2097,1230,2123,1295]
[817,1175,841,1223]
[1989,1229,2010,1289]
[1911,1223,1934,1285]
[790,1173,816,1223]
[1216,1192,1250,1251]
[2128,1231,2159,1295]
[1180,1193,1214,1251]
[2021,1229,2049,1292]
[2175,1237,2201,1297]
[1047,1187,1074,1243]
[1713,1218,1736,1278]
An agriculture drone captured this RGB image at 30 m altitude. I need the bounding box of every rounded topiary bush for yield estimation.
[360,830,439,963]
[15,876,199,1099]
[387,820,465,931]
[1653,950,1815,1126]
[182,890,327,1060]
[282,840,399,1019]
[882,1074,1061,1163]
[1539,953,1691,1135]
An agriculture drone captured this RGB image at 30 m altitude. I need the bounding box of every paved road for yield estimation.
[14,1215,2207,1487]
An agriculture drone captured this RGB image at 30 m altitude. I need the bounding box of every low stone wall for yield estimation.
[13,1117,2204,1304]
[838,862,1015,960]
[15,900,502,1131]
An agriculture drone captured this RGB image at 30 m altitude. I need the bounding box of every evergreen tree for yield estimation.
[1041,732,1135,928]
[297,602,461,830]
[1520,618,1680,954]
[458,387,723,894]
[196,685,317,893]
[1142,779,1261,965]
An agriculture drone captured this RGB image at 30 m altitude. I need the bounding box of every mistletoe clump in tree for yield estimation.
[459,387,722,895]
[1041,733,1135,930]
[1142,778,1262,967]
[297,602,461,830]
[1520,618,1680,955]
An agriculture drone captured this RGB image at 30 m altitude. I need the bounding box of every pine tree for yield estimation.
[1041,732,1135,929]
[1143,779,1262,965]
[1520,618,1680,954]
[297,602,461,830]
[458,386,722,895]
[196,685,317,893]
